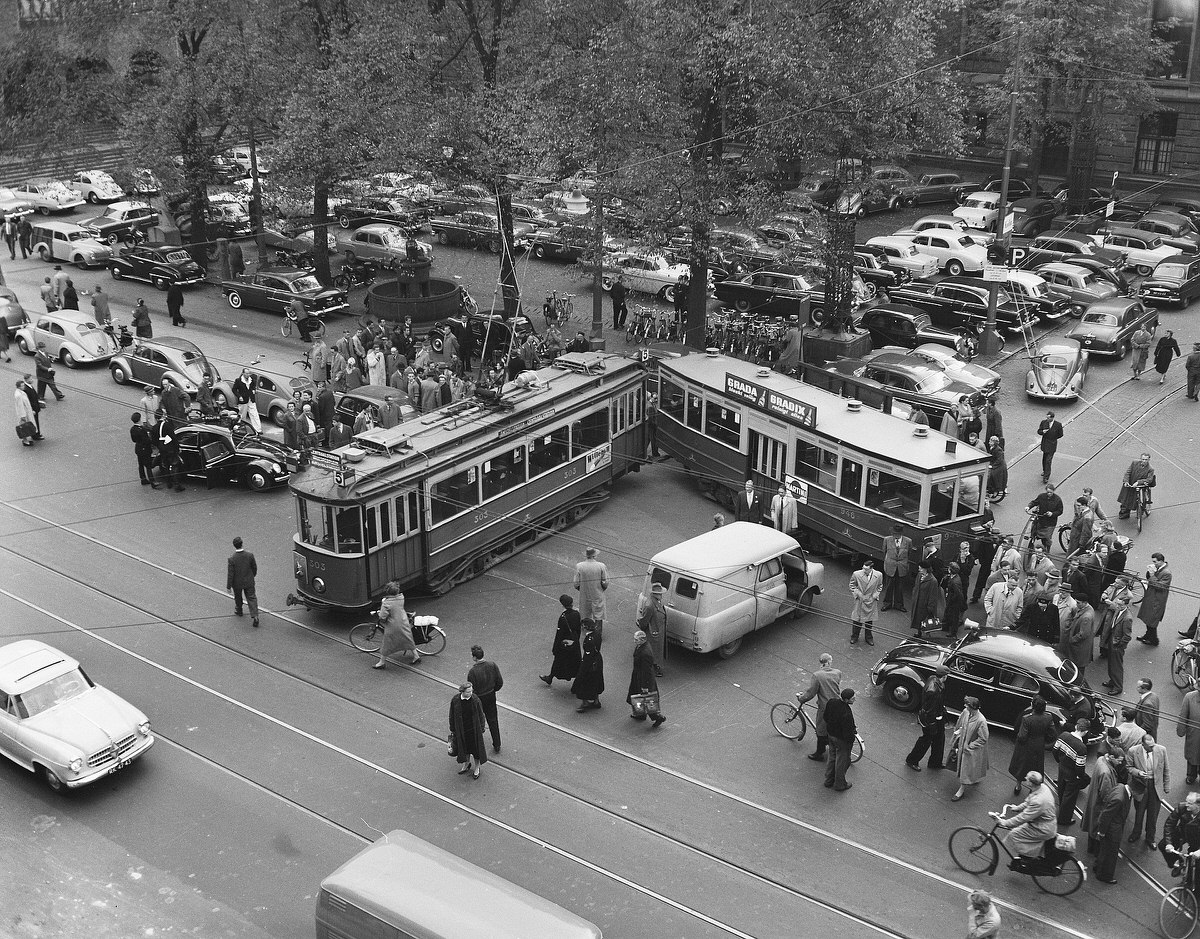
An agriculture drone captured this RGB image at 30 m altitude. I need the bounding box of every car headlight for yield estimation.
[138,720,151,736]
[68,757,83,773]
[272,463,284,474]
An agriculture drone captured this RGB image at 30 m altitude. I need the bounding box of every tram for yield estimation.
[656,352,993,560]
[288,351,647,611]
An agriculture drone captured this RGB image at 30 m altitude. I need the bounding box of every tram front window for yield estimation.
[865,469,921,522]
[298,498,332,548]
[956,474,983,516]
[334,506,362,552]
[686,392,703,431]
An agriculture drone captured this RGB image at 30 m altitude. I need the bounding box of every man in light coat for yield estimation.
[997,771,1058,858]
[881,524,912,612]
[983,571,1023,629]
[573,546,609,635]
[769,483,798,534]
[1129,733,1170,849]
[849,557,883,646]
[796,653,842,761]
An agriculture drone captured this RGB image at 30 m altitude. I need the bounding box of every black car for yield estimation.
[426,185,491,216]
[430,311,536,361]
[1138,254,1200,308]
[173,423,295,492]
[334,385,417,427]
[80,201,161,243]
[1008,197,1060,237]
[856,304,959,351]
[870,627,1114,731]
[529,225,597,262]
[334,196,429,231]
[853,249,909,293]
[108,244,206,290]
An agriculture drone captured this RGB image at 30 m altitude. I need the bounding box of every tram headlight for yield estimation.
[312,577,327,594]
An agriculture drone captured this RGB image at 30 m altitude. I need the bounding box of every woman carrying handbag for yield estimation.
[949,696,990,801]
[627,630,665,728]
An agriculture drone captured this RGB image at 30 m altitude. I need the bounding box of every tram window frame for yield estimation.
[362,500,391,549]
[955,473,983,518]
[839,455,864,502]
[571,409,609,454]
[431,467,480,525]
[407,491,419,532]
[393,494,408,538]
[686,391,703,431]
[705,401,741,449]
[864,467,922,523]
[298,498,334,550]
[929,474,958,525]
[661,379,685,422]
[333,505,363,553]
[481,446,526,501]
[529,426,571,477]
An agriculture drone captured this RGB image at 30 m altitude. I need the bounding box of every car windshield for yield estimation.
[919,176,937,185]
[954,236,977,248]
[1037,355,1069,370]
[378,230,406,246]
[963,197,992,209]
[897,245,917,257]
[1020,280,1048,298]
[291,275,322,292]
[65,230,92,242]
[914,372,952,393]
[17,667,94,717]
[166,251,193,265]
[1143,236,1164,248]
[1153,262,1189,281]
[1082,312,1119,327]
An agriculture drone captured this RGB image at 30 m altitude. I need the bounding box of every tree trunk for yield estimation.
[181,118,209,268]
[823,211,857,335]
[685,217,710,349]
[312,175,332,286]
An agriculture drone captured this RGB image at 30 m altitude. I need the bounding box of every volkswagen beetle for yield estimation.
[1026,338,1089,400]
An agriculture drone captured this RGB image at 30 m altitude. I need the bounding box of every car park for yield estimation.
[791,173,840,208]
[67,170,124,204]
[903,231,988,275]
[1034,262,1120,316]
[29,220,113,268]
[109,335,222,394]
[598,251,690,302]
[996,269,1071,322]
[0,639,154,791]
[1026,338,1089,400]
[1056,254,1134,295]
[1007,197,1060,237]
[825,355,982,423]
[952,191,1008,232]
[334,196,428,231]
[855,304,960,351]
[108,244,206,290]
[1152,196,1200,225]
[173,423,295,491]
[1101,227,1177,275]
[334,224,433,266]
[870,627,1104,731]
[13,179,86,214]
[14,310,119,367]
[80,201,161,244]
[1137,254,1200,307]
[221,270,349,318]
[896,172,977,206]
[429,209,534,253]
[1065,297,1159,359]
[863,236,940,279]
[1125,211,1200,255]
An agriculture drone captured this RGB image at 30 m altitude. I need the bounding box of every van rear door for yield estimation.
[754,557,787,629]
[652,567,699,646]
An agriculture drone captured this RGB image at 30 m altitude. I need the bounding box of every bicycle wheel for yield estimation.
[1033,856,1085,896]
[280,318,293,338]
[1126,577,1146,604]
[850,734,864,764]
[770,702,808,740]
[415,625,447,657]
[1174,649,1196,691]
[349,621,383,653]
[1138,498,1145,534]
[948,826,998,875]
[310,319,326,339]
[1161,886,1199,939]
[1057,525,1072,554]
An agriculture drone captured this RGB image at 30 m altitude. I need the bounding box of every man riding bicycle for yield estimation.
[1118,452,1156,520]
[996,772,1059,869]
[1162,792,1200,890]
[287,298,320,343]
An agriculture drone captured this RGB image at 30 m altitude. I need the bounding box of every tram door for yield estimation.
[367,489,422,591]
[749,429,788,493]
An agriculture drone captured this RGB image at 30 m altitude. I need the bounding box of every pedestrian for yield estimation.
[984,570,1023,629]
[330,346,348,392]
[712,512,725,529]
[131,298,152,338]
[1008,696,1057,794]
[673,272,688,325]
[366,343,385,386]
[823,687,857,792]
[1179,682,1200,784]
[848,556,883,645]
[1015,594,1059,644]
[449,682,487,779]
[769,483,798,535]
[352,406,374,436]
[954,541,977,596]
[1131,325,1152,379]
[39,277,56,313]
[51,265,68,304]
[1053,717,1091,825]
[1062,594,1095,678]
[14,378,37,446]
[1137,552,1171,646]
[345,357,364,391]
[776,318,802,375]
[627,630,665,727]
[949,696,990,801]
[941,566,966,638]
[906,664,948,771]
[1093,757,1132,884]
[997,771,1058,858]
[232,369,261,435]
[372,581,418,669]
[228,242,245,278]
[610,275,628,329]
[282,402,299,449]
[572,619,604,712]
[881,523,912,611]
[1187,341,1200,399]
[1129,733,1169,849]
[467,645,504,752]
[1084,745,1123,855]
[733,479,763,523]
[0,316,10,363]
[195,374,216,418]
[1117,451,1156,519]
[59,277,78,311]
[139,386,160,426]
[166,280,186,327]
[797,653,843,760]
[328,417,351,448]
[965,889,1002,939]
[88,285,113,329]
[910,561,943,637]
[1036,410,1063,482]
[1026,483,1062,549]
[541,594,581,686]
[34,342,65,402]
[2,215,16,259]
[1101,593,1133,694]
[1154,330,1182,385]
[645,390,660,458]
[971,519,1000,604]
[311,335,331,383]
[573,546,609,635]
[129,413,157,487]
[17,216,32,258]
[419,368,439,411]
[1135,678,1161,740]
[154,415,183,490]
[159,377,188,426]
[1065,497,1094,556]
[315,382,336,444]
[636,583,668,670]
[226,536,259,627]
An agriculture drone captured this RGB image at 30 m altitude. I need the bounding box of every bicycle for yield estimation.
[770,694,864,764]
[948,806,1085,896]
[293,348,312,373]
[1161,850,1199,939]
[542,291,575,328]
[349,611,447,657]
[1173,639,1200,691]
[626,305,657,344]
[1136,482,1152,534]
[281,313,326,340]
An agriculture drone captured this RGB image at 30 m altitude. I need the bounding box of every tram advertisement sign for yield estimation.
[724,373,817,428]
[585,443,612,473]
[783,473,809,505]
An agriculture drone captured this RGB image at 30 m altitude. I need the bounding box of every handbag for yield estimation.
[16,419,34,440]
[945,745,959,772]
[630,689,660,718]
[446,732,457,757]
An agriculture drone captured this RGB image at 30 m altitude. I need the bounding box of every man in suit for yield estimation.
[823,688,857,792]
[796,653,842,760]
[1093,763,1132,885]
[881,524,912,612]
[1135,678,1161,740]
[19,374,43,439]
[733,479,762,523]
[1129,733,1170,849]
[227,536,260,627]
[1036,410,1063,483]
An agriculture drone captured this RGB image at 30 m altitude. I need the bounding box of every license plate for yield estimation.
[108,758,132,775]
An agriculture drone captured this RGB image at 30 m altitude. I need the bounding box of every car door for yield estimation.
[994,667,1042,729]
[200,432,241,485]
[944,654,998,716]
[254,375,278,416]
[257,274,290,314]
[0,692,35,767]
[176,429,205,477]
[892,315,918,347]
[754,557,787,629]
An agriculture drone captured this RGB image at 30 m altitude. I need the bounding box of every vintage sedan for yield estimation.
[1026,337,1089,400]
[210,370,315,426]
[221,270,349,317]
[14,310,119,367]
[1034,262,1120,316]
[952,191,1007,231]
[429,210,533,253]
[895,172,977,207]
[334,196,428,231]
[893,214,992,247]
[109,335,221,395]
[904,231,988,275]
[0,187,36,219]
[1008,197,1060,238]
[334,384,418,428]
[334,224,433,266]
[905,343,1001,398]
[1101,227,1177,276]
[1126,211,1200,255]
[998,269,1071,322]
[825,355,982,423]
[0,639,153,791]
[1065,298,1159,359]
[1,285,29,333]
[863,236,940,279]
[853,248,910,295]
[68,170,124,204]
[426,184,492,215]
[262,225,337,266]
[13,179,86,214]
[856,305,960,352]
[870,628,1111,731]
[529,225,614,262]
[172,423,295,491]
[109,244,206,290]
[1138,254,1200,308]
[599,252,691,302]
[80,201,160,244]
[430,310,536,362]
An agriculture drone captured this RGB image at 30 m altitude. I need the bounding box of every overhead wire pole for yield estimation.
[981,88,1019,356]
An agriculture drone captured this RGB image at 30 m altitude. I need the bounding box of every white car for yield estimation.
[15,310,120,367]
[905,232,988,275]
[952,191,1010,232]
[893,215,992,247]
[13,179,86,214]
[0,640,153,791]
[863,236,939,279]
[0,188,36,219]
[906,343,1002,397]
[334,224,433,266]
[226,145,272,175]
[1101,228,1178,276]
[68,170,124,204]
[600,252,690,302]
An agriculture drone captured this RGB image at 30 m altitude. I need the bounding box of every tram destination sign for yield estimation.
[309,449,343,472]
[724,373,817,428]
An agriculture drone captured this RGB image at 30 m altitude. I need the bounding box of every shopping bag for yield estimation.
[446,732,457,757]
[16,420,35,440]
[630,690,660,718]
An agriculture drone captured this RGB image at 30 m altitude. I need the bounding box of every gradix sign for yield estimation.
[724,373,817,428]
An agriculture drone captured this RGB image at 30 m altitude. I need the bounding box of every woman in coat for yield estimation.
[986,436,1007,497]
[449,682,487,779]
[281,403,299,449]
[131,299,152,338]
[1155,329,1183,384]
[541,594,581,685]
[1179,686,1200,783]
[626,630,665,727]
[1007,696,1058,793]
[941,565,966,638]
[1131,326,1152,379]
[950,696,990,801]
[910,562,944,637]
[373,581,419,669]
[14,380,36,446]
[572,620,604,712]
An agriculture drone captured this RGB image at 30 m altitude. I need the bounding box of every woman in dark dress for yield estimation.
[541,594,581,685]
[1008,695,1059,795]
[449,682,487,779]
[1154,329,1182,385]
[942,565,967,638]
[986,436,1008,497]
[373,581,418,669]
[626,630,665,727]
[572,620,604,711]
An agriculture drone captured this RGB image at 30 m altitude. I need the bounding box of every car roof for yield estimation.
[341,385,394,405]
[1156,253,1196,265]
[915,214,963,225]
[140,335,206,354]
[258,269,311,282]
[1038,337,1082,355]
[1003,270,1043,287]
[1084,297,1139,314]
[865,303,930,319]
[649,522,800,581]
[952,628,1074,675]
[354,223,405,235]
[108,200,149,212]
[1010,197,1054,208]
[963,191,1000,202]
[941,276,987,289]
[34,309,99,326]
[1037,232,1090,245]
[0,640,77,695]
[1141,209,1190,225]
[1037,262,1090,276]
[867,236,916,248]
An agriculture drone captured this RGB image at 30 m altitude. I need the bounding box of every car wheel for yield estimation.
[15,335,31,355]
[855,205,868,219]
[1068,302,1085,318]
[39,206,51,215]
[487,239,501,254]
[152,276,170,291]
[1135,264,1153,277]
[714,198,732,215]
[533,244,547,259]
[436,231,449,245]
[227,290,243,309]
[860,282,878,303]
[37,245,49,260]
[38,764,65,792]
[246,469,270,492]
[660,285,676,303]
[73,255,89,270]
[110,265,122,280]
[111,363,129,384]
[601,276,614,292]
[337,215,350,229]
[1114,340,1128,361]
[809,306,826,327]
[430,331,445,354]
[717,636,742,658]
[945,259,964,276]
[888,195,901,210]
[733,299,752,313]
[87,191,100,204]
[883,676,922,712]
[214,390,233,409]
[61,349,77,369]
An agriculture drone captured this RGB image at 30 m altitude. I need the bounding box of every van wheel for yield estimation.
[790,588,816,619]
[717,637,743,658]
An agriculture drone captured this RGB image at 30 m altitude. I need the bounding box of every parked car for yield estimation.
[1033,262,1120,316]
[1013,232,1125,272]
[708,229,785,272]
[209,370,315,425]
[1054,254,1133,295]
[863,236,940,279]
[262,225,337,265]
[14,310,119,367]
[225,145,271,175]
[334,384,417,429]
[429,210,534,253]
[0,286,29,333]
[952,191,1008,232]
[128,168,161,197]
[825,355,982,423]
[1137,254,1200,308]
[853,248,909,295]
[528,225,612,262]
[1065,297,1159,359]
[108,244,206,290]
[13,179,86,214]
[173,423,295,491]
[893,214,991,247]
[68,170,124,204]
[1101,227,1178,275]
[1151,196,1200,225]
[0,188,37,219]
[870,628,1109,731]
[29,220,113,268]
[903,231,988,275]
[791,173,840,208]
[856,304,960,352]
[903,343,1002,398]
[714,269,871,321]
[887,277,1032,333]
[109,335,222,395]
[896,172,977,207]
[221,270,350,318]
[997,269,1071,323]
[334,196,428,231]
[1125,211,1200,255]
[598,252,690,302]
[0,639,154,791]
[426,184,492,215]
[176,200,252,242]
[1007,197,1060,237]
[335,224,433,267]
[80,201,161,244]
[1026,338,1089,400]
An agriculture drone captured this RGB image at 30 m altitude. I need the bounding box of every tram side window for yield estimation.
[334,506,362,553]
[929,479,955,524]
[571,410,609,454]
[407,491,419,532]
[482,446,526,500]
[393,495,408,537]
[839,456,864,502]
[686,392,703,431]
[364,502,391,550]
[865,469,922,523]
[705,402,741,448]
[794,440,821,483]
[431,468,479,524]
[956,473,983,518]
[530,427,570,477]
[298,498,332,549]
[661,379,685,421]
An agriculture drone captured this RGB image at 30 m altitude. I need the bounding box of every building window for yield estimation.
[1135,112,1178,175]
[1151,0,1197,80]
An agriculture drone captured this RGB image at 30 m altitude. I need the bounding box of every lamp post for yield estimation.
[980,90,1019,356]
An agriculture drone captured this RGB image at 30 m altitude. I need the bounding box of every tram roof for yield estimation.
[660,353,991,473]
[292,351,644,501]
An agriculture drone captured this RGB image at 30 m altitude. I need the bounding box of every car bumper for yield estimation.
[63,733,155,787]
[175,274,206,286]
[1025,378,1080,400]
[1072,338,1118,355]
[313,302,350,316]
[48,199,87,212]
[1138,289,1181,305]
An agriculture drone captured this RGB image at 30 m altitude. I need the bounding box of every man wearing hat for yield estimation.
[849,556,883,645]
[906,664,948,771]
[573,546,609,638]
[34,341,65,402]
[1185,342,1200,400]
[881,524,911,612]
[636,581,668,669]
[797,653,842,760]
[1016,591,1060,644]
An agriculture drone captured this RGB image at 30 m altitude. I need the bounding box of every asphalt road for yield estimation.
[0,205,1197,939]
